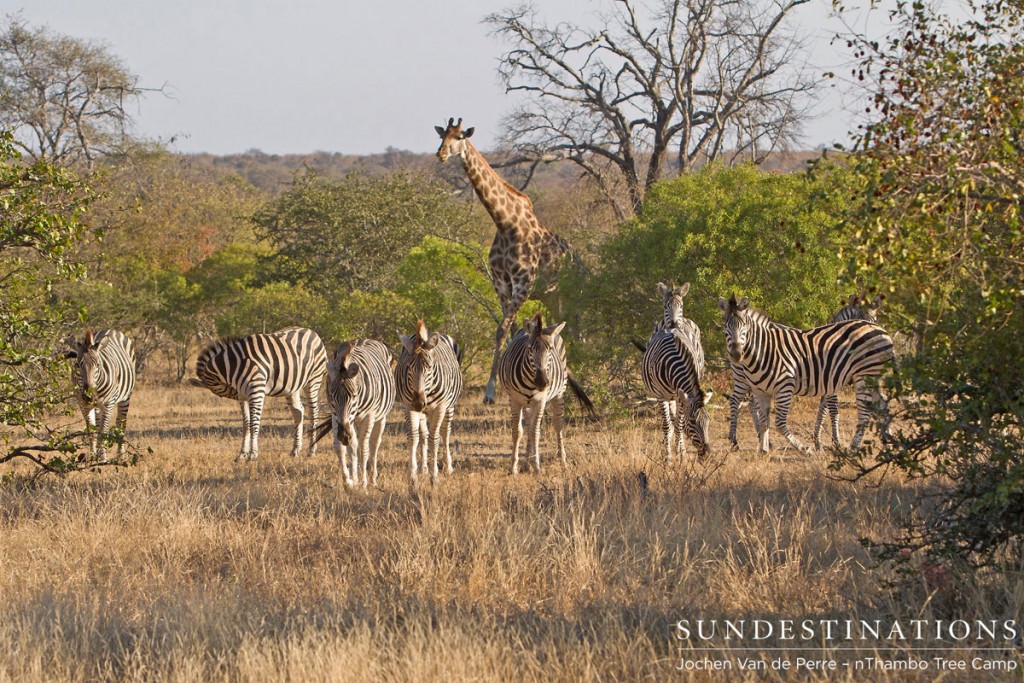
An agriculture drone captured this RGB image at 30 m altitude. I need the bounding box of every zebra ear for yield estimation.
[343,362,360,380]
[849,294,860,306]
[326,359,338,377]
[399,334,416,355]
[677,282,690,297]
[64,349,78,359]
[417,319,429,344]
[543,321,566,338]
[703,389,714,406]
[424,333,441,350]
[717,296,729,312]
[657,282,670,298]
[737,297,749,311]
[83,330,95,349]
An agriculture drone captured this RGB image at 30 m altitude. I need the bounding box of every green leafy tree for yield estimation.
[0,130,112,473]
[251,169,482,299]
[563,163,850,396]
[832,0,1024,565]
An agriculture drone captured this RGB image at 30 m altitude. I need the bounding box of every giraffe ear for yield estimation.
[435,125,446,137]
[463,127,474,138]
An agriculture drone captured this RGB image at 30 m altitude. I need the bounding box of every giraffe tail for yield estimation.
[567,372,598,420]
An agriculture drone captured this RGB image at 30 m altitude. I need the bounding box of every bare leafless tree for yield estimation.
[486,0,816,219]
[0,15,154,170]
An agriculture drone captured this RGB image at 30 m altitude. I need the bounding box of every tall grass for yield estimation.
[0,384,1020,681]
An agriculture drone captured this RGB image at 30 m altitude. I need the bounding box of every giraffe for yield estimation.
[435,117,573,404]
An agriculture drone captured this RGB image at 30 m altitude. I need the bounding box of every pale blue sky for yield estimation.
[3,0,863,155]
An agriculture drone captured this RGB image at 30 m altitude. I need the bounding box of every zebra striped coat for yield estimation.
[395,320,463,485]
[720,294,893,452]
[498,313,594,475]
[188,326,326,461]
[813,294,884,449]
[642,282,712,460]
[65,329,136,460]
[326,339,395,489]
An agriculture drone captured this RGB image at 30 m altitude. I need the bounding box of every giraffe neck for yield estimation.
[459,142,532,227]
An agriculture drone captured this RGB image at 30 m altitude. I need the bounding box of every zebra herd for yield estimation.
[61,286,893,485]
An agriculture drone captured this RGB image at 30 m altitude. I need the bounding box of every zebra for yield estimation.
[813,294,884,449]
[322,339,395,489]
[395,320,463,485]
[642,282,712,460]
[498,312,596,475]
[188,326,326,462]
[719,294,893,453]
[64,329,136,460]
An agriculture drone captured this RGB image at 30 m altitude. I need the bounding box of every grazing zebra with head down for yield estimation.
[499,312,595,475]
[323,339,395,489]
[813,294,885,449]
[720,294,893,453]
[395,320,463,485]
[188,326,326,461]
[65,329,136,460]
[642,283,712,460]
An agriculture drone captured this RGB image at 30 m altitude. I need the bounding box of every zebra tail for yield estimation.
[312,417,333,446]
[567,372,598,420]
[631,338,647,353]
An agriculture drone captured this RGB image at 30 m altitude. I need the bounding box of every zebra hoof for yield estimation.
[234,452,248,462]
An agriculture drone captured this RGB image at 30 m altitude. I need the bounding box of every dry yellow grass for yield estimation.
[1,382,1021,681]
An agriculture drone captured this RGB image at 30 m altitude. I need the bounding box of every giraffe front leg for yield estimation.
[485,313,517,406]
[485,278,529,405]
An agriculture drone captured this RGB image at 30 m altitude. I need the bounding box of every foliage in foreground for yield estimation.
[832,0,1024,565]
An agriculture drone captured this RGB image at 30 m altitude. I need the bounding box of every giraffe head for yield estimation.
[434,117,475,163]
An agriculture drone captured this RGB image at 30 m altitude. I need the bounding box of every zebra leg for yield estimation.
[752,393,771,454]
[115,400,130,457]
[288,391,304,457]
[306,382,320,457]
[407,410,422,484]
[828,395,842,449]
[773,386,809,453]
[333,416,354,488]
[510,400,525,475]
[526,398,547,474]
[238,400,252,461]
[728,381,749,450]
[369,415,386,488]
[813,395,841,450]
[427,407,443,485]
[95,403,113,462]
[660,401,675,462]
[248,391,266,461]
[83,406,98,456]
[549,395,566,466]
[813,396,828,450]
[851,379,887,451]
[442,404,455,476]
[674,398,688,459]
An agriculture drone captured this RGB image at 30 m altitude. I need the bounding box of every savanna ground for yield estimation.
[1,376,1022,682]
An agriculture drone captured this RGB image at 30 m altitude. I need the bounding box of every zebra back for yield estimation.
[395,320,463,413]
[190,326,326,400]
[642,327,708,403]
[66,329,136,405]
[326,339,396,443]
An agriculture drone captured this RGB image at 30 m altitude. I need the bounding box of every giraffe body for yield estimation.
[436,117,571,404]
